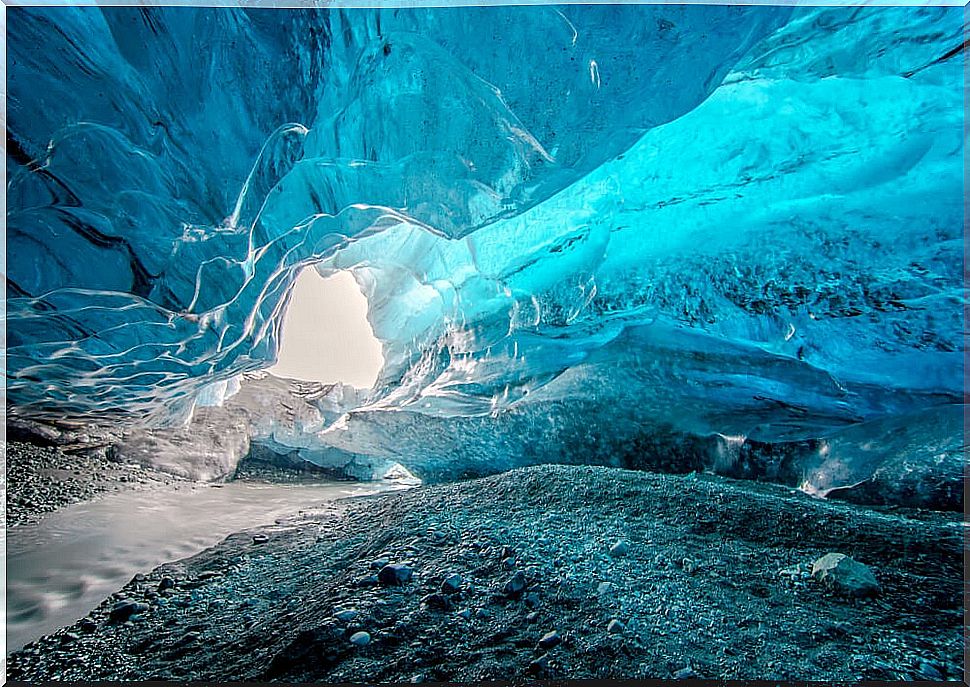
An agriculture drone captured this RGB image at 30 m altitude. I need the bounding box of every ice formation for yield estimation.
[6,6,965,501]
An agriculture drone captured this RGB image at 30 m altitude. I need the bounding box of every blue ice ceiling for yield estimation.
[6,6,965,452]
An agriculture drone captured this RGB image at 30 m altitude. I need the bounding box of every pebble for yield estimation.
[370,557,390,570]
[252,534,269,544]
[109,599,149,623]
[378,563,414,586]
[503,571,527,596]
[421,593,452,611]
[359,574,379,587]
[609,541,630,557]
[673,667,698,680]
[441,573,463,593]
[538,630,561,649]
[528,653,550,674]
[596,581,612,596]
[456,608,472,620]
[349,631,371,646]
[526,611,539,623]
[334,609,358,622]
[523,591,540,608]
[158,577,175,592]
[502,557,516,570]
[607,619,625,634]
[475,608,491,619]
[79,618,97,634]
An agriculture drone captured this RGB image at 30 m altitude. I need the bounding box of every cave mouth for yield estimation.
[267,267,384,389]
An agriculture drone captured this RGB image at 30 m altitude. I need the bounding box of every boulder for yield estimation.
[811,553,881,598]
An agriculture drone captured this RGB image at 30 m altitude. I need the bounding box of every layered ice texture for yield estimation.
[6,6,965,501]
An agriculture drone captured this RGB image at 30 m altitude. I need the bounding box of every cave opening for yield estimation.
[267,267,384,389]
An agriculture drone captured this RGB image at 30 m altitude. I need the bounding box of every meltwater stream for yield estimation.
[7,480,414,652]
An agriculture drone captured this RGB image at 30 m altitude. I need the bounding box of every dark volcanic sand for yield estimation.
[7,465,964,683]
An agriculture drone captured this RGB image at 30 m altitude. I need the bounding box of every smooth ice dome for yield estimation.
[6,6,964,500]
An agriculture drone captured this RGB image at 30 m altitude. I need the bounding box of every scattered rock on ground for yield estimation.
[378,563,413,586]
[811,553,881,598]
[6,465,962,683]
[537,630,561,650]
[609,540,629,557]
[607,619,625,634]
[503,571,527,596]
[348,631,371,647]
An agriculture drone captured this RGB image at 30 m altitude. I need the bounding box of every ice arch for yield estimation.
[5,5,964,503]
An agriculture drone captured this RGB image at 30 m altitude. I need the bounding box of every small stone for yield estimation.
[503,571,527,597]
[609,541,629,557]
[538,630,561,649]
[528,653,550,675]
[523,591,540,608]
[596,581,612,596]
[526,611,539,623]
[252,534,269,544]
[60,632,80,643]
[441,573,463,593]
[370,557,390,570]
[378,563,413,586]
[109,599,149,623]
[475,608,491,619]
[349,631,371,646]
[456,608,472,620]
[79,619,97,634]
[811,553,881,598]
[673,667,698,680]
[607,619,625,634]
[334,609,358,622]
[359,574,379,587]
[502,557,516,570]
[421,593,452,611]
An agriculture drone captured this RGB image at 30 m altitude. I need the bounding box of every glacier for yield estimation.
[6,5,965,504]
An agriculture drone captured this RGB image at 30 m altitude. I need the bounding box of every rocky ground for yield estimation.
[6,464,963,683]
[5,441,192,527]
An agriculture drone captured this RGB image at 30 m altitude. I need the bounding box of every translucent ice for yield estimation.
[6,6,964,499]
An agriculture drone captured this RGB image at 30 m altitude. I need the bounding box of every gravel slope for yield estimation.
[7,465,963,683]
[5,441,192,527]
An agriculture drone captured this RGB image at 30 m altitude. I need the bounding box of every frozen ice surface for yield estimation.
[6,6,964,498]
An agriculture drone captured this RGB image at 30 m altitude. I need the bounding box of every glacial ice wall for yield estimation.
[6,5,965,497]
[8,4,789,421]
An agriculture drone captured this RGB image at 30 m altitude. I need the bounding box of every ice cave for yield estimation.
[4,3,966,683]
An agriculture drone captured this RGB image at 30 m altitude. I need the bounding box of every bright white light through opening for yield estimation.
[268,269,383,389]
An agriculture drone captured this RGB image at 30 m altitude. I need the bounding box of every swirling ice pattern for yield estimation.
[6,5,964,458]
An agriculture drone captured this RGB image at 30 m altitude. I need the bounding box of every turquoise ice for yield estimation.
[6,6,964,491]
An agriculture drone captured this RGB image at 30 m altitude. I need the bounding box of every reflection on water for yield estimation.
[7,480,413,652]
